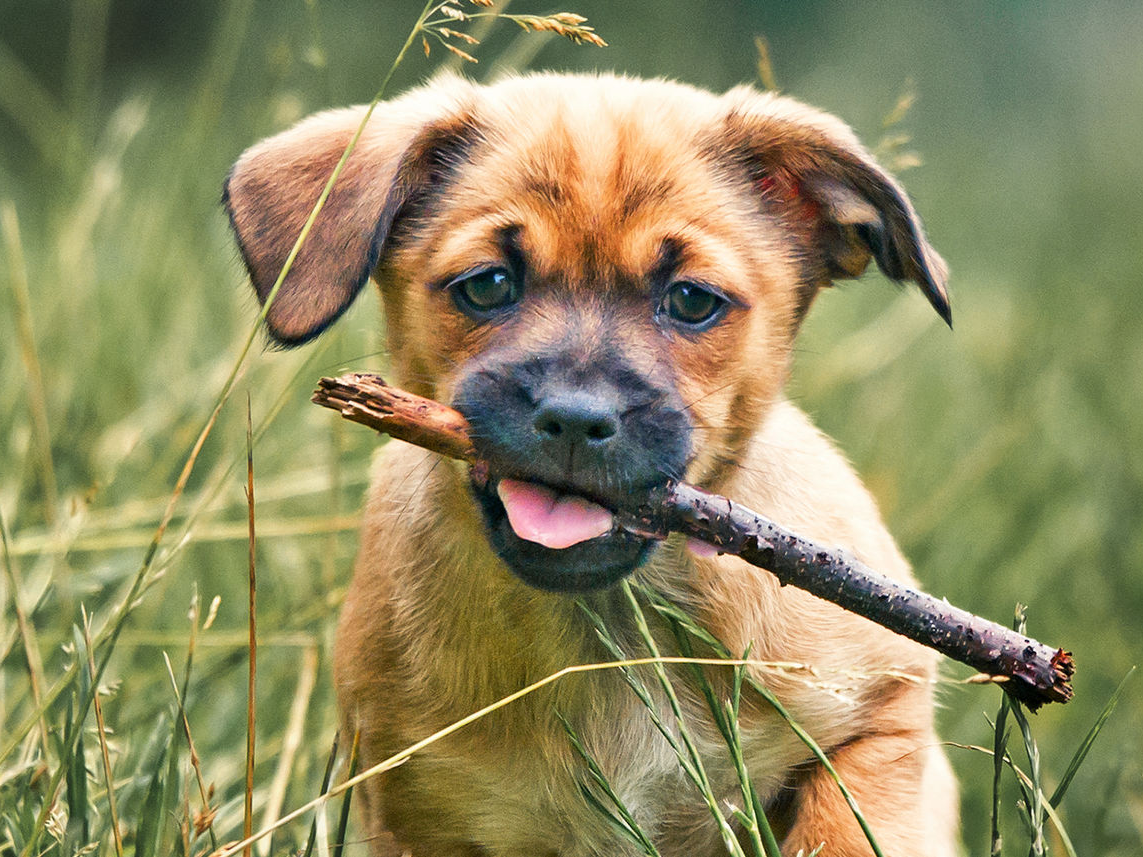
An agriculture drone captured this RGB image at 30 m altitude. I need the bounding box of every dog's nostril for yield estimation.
[537,417,564,438]
[532,394,619,445]
[585,421,616,441]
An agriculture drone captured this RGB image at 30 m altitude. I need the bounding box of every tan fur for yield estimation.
[226,72,959,856]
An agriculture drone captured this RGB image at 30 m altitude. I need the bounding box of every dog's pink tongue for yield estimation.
[497,479,614,549]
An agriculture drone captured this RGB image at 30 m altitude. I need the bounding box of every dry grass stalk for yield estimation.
[258,643,319,857]
[82,610,123,857]
[243,397,257,857]
[162,650,216,849]
[2,201,58,524]
[0,510,50,759]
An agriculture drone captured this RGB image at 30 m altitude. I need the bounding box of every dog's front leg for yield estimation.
[778,730,958,857]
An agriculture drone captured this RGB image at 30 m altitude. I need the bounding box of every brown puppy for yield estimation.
[225,72,959,856]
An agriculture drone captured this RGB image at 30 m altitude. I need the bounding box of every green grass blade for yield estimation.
[576,598,688,758]
[332,729,360,857]
[578,593,742,853]
[64,628,92,851]
[637,582,885,857]
[134,745,170,857]
[1049,666,1135,808]
[0,41,68,163]
[619,581,747,857]
[302,732,341,857]
[982,735,1079,857]
[990,696,1010,857]
[658,609,778,857]
[3,0,435,779]
[558,712,662,856]
[1008,700,1044,856]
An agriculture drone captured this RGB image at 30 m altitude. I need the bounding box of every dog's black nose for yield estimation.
[532,391,619,446]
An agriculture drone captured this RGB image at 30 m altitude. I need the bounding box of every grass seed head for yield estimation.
[445,42,479,63]
[510,13,607,46]
[440,27,480,44]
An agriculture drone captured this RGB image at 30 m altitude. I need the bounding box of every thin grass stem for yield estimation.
[951,741,1078,857]
[557,712,662,856]
[664,620,780,857]
[722,680,781,857]
[2,0,434,774]
[82,609,123,857]
[0,509,50,760]
[1007,606,1044,857]
[575,599,703,784]
[244,396,257,857]
[259,643,319,857]
[991,695,1010,857]
[303,733,342,857]
[161,651,217,851]
[332,729,361,857]
[1009,701,1045,857]
[2,201,58,524]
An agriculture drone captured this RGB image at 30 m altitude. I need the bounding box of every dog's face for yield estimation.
[225,73,948,592]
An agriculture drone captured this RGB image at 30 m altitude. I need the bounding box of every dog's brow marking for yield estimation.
[651,236,685,285]
[516,114,580,206]
[520,173,566,207]
[619,176,677,222]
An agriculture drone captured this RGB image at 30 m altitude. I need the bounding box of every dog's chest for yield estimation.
[391,657,818,857]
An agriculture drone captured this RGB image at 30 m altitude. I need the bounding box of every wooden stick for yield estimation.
[312,373,1074,710]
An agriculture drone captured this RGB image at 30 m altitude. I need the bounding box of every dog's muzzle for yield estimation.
[453,354,691,592]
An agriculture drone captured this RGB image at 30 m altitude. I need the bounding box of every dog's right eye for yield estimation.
[663,281,728,330]
[450,268,522,317]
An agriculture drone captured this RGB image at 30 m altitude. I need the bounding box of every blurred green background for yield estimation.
[1,1,1140,854]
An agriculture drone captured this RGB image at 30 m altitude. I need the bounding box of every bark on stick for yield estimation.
[313,372,1074,709]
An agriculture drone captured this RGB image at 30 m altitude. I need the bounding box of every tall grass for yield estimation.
[2,1,1141,855]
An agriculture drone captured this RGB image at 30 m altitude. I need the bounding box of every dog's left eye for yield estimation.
[664,281,727,329]
[450,268,521,316]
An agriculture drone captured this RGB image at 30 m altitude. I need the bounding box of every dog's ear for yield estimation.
[719,88,950,326]
[223,79,476,345]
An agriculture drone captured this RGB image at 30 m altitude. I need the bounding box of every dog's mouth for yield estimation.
[471,474,655,593]
[496,478,615,548]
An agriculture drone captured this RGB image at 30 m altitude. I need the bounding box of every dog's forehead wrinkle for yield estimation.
[449,156,761,301]
[478,82,725,241]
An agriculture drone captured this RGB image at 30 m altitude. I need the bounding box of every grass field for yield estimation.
[2,1,1141,854]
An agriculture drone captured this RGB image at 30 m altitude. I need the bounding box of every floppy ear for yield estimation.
[718,88,951,326]
[223,78,477,345]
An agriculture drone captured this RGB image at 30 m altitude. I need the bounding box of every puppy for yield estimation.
[225,72,959,857]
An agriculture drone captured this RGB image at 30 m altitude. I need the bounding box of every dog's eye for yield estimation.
[451,268,521,316]
[664,282,726,328]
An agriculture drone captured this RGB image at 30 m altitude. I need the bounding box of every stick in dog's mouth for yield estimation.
[312,372,1075,709]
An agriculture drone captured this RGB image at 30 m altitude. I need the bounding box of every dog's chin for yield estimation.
[470,478,654,593]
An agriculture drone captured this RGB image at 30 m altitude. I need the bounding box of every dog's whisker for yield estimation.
[680,379,739,412]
